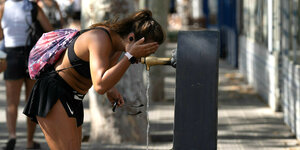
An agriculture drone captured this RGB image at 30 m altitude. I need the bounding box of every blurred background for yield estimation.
[0,0,300,150]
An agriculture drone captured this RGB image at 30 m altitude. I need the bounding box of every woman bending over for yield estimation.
[23,10,165,150]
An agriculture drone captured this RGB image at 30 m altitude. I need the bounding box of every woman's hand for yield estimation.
[126,37,159,59]
[106,87,125,107]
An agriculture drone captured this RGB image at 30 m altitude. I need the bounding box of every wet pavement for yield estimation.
[0,44,300,149]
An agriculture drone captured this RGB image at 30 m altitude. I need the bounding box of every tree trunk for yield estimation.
[81,0,147,144]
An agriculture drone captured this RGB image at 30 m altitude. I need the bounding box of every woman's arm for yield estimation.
[36,6,53,32]
[89,30,158,95]
[89,32,131,94]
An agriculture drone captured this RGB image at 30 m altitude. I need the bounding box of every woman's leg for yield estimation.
[5,79,23,139]
[37,99,82,150]
[25,78,37,148]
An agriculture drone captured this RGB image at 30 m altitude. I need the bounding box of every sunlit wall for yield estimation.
[239,0,300,139]
[239,0,280,112]
[280,0,300,140]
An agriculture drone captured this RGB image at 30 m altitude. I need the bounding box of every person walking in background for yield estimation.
[0,0,53,149]
[69,0,81,20]
[66,0,81,29]
[37,0,65,29]
[23,10,164,149]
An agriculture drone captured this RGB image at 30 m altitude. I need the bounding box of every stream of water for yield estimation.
[146,71,150,150]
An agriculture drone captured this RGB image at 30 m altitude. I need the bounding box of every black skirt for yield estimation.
[23,69,86,127]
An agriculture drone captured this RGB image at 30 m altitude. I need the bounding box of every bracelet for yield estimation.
[125,52,137,64]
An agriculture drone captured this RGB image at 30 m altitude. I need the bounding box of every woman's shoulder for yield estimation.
[76,27,113,54]
[83,27,110,34]
[81,27,112,43]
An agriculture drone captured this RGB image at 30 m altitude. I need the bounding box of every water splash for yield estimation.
[146,71,150,150]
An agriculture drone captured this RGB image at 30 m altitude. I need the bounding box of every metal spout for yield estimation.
[141,56,172,71]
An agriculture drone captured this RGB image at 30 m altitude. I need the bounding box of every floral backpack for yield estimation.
[28,28,80,79]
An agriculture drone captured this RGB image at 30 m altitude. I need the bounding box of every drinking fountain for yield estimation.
[141,30,219,150]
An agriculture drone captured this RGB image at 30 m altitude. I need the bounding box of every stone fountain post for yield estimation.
[173,30,219,150]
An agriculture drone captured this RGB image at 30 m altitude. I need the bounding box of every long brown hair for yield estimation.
[89,10,165,44]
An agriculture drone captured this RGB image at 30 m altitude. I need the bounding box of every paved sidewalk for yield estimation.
[217,59,300,150]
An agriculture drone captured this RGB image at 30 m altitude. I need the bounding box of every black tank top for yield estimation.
[67,27,112,79]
